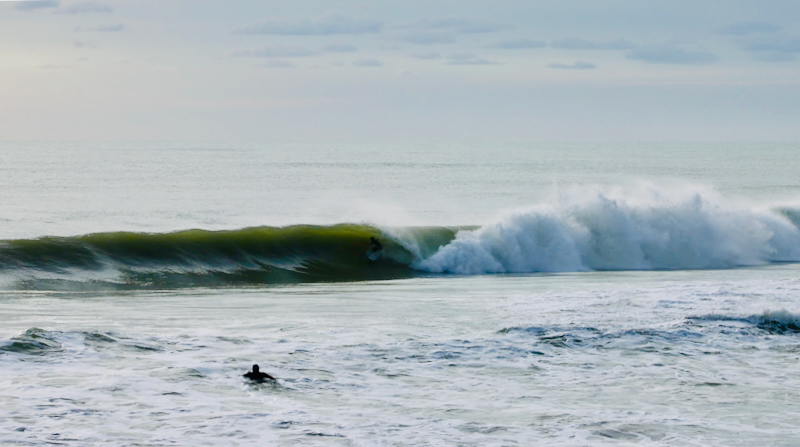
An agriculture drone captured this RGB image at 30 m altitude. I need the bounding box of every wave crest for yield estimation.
[689,310,800,334]
[417,186,800,274]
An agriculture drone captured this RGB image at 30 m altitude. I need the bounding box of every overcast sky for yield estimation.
[2,0,799,141]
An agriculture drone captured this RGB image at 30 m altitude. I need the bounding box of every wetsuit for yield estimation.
[244,365,275,382]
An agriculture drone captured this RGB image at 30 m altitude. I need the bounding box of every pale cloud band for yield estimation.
[490,39,546,49]
[232,46,318,58]
[716,21,782,36]
[547,61,596,69]
[551,38,635,50]
[352,59,383,67]
[12,0,111,13]
[626,46,718,65]
[12,0,59,10]
[235,12,382,35]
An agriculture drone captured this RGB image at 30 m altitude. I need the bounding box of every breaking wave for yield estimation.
[689,310,800,334]
[0,225,458,289]
[416,187,800,274]
[2,186,800,289]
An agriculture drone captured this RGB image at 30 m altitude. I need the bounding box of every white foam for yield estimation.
[752,309,800,326]
[417,184,800,274]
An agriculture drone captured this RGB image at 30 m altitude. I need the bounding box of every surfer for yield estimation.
[244,364,275,383]
[367,236,384,261]
[369,237,383,253]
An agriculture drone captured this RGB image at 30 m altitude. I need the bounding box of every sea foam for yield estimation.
[415,185,800,274]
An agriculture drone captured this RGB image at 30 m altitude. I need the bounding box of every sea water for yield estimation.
[1,142,800,445]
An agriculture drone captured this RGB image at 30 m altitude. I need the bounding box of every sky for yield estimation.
[1,0,799,142]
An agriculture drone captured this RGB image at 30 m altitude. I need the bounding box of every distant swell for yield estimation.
[2,186,800,289]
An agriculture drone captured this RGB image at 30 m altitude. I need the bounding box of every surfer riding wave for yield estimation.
[368,236,383,261]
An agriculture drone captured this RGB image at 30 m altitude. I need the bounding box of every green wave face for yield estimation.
[0,225,460,290]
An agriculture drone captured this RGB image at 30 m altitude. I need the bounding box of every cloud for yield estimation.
[411,52,442,60]
[324,44,357,53]
[448,53,477,60]
[232,46,318,58]
[352,59,383,67]
[490,39,546,49]
[74,24,124,32]
[626,46,718,65]
[235,12,382,35]
[446,59,500,66]
[259,60,294,68]
[717,22,797,63]
[716,21,781,36]
[58,1,111,14]
[739,36,800,62]
[14,0,59,10]
[752,52,796,62]
[547,61,596,69]
[399,32,456,45]
[397,18,508,34]
[73,41,96,49]
[445,54,500,65]
[39,64,68,69]
[741,36,800,53]
[551,38,635,50]
[393,18,507,44]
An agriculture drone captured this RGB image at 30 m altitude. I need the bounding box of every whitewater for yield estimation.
[2,142,800,445]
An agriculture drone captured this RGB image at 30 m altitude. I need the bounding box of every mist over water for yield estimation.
[2,142,800,445]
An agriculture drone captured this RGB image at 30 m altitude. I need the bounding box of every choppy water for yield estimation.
[2,142,800,445]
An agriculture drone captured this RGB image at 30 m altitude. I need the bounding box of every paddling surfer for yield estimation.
[244,364,275,383]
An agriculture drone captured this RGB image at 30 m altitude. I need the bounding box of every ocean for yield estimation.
[1,142,800,445]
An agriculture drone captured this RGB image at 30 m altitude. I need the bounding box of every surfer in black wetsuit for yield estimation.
[370,237,383,253]
[368,237,384,261]
[244,364,275,383]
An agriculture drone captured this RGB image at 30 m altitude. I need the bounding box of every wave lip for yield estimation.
[417,186,800,274]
